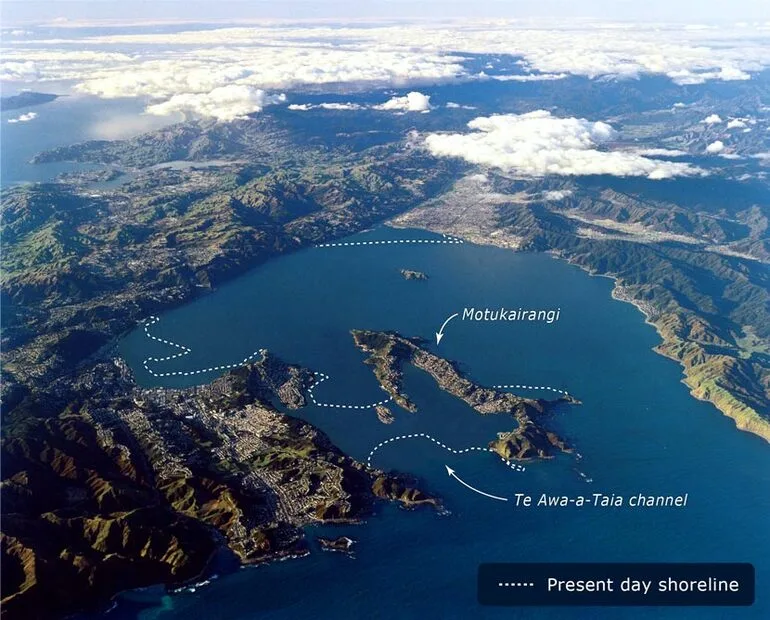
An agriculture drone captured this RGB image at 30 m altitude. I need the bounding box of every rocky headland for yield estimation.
[389,172,770,444]
[351,329,577,460]
[1,353,436,618]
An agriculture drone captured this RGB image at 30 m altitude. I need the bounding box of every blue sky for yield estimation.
[3,0,770,25]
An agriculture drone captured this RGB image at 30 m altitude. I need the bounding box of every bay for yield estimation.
[112,226,770,619]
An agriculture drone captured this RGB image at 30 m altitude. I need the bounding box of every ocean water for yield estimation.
[0,94,174,186]
[112,226,770,619]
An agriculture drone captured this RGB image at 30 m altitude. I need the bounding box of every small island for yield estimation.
[400,269,428,281]
[317,536,356,554]
[375,404,395,424]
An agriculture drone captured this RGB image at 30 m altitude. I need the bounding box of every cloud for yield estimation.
[32,20,770,87]
[705,140,725,153]
[145,85,286,121]
[5,20,770,121]
[88,112,179,139]
[702,114,723,124]
[318,102,364,110]
[478,72,567,82]
[0,60,39,81]
[69,48,465,100]
[446,102,476,109]
[667,66,750,85]
[635,148,689,157]
[288,102,364,111]
[374,91,432,112]
[726,119,747,129]
[543,190,573,200]
[7,111,38,123]
[424,111,703,180]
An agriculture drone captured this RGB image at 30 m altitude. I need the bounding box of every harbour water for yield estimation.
[112,226,770,619]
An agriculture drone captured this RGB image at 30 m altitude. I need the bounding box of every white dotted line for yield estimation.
[365,432,526,472]
[498,582,535,588]
[141,316,262,378]
[316,238,464,249]
[308,372,393,410]
[494,384,570,397]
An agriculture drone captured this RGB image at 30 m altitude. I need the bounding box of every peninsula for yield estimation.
[351,329,577,460]
[0,91,59,112]
[1,353,437,618]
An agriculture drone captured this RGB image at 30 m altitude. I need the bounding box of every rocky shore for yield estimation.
[1,352,438,618]
[351,329,577,460]
[389,172,770,445]
[399,269,428,280]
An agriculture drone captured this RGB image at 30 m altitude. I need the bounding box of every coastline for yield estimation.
[551,251,770,445]
[386,221,770,446]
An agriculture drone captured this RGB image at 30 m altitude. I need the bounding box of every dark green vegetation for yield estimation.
[3,88,770,617]
[0,91,58,111]
[392,171,770,440]
[1,355,436,618]
[2,117,461,401]
[351,329,575,459]
[1,117,461,618]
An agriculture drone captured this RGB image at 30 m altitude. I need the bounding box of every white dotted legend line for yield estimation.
[366,432,526,472]
[308,372,393,410]
[498,582,535,588]
[142,316,262,378]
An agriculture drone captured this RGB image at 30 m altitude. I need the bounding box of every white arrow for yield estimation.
[444,465,509,502]
[435,312,459,345]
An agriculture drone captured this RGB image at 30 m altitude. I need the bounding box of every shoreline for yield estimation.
[386,222,770,446]
[583,263,769,444]
[547,250,770,445]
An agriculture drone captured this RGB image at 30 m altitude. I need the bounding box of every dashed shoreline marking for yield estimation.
[366,432,526,472]
[494,384,571,397]
[316,235,464,249]
[308,372,393,410]
[142,316,263,378]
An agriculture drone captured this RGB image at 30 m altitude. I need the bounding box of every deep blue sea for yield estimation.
[109,226,770,619]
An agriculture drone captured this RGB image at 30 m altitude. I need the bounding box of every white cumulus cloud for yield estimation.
[7,111,38,123]
[0,60,39,81]
[635,148,689,157]
[145,85,286,121]
[705,140,725,153]
[543,189,573,200]
[317,102,364,110]
[287,101,371,111]
[702,114,723,124]
[446,102,476,109]
[5,20,770,122]
[726,118,747,129]
[374,91,432,112]
[424,111,703,180]
[479,72,567,82]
